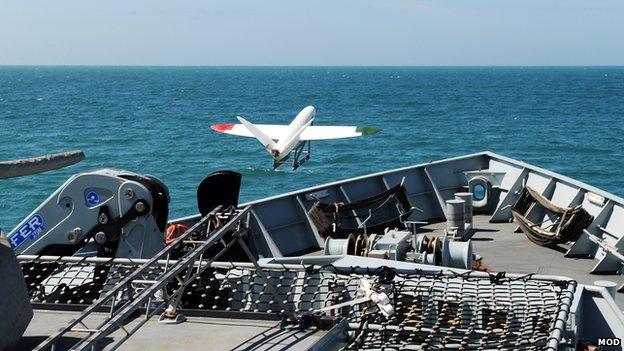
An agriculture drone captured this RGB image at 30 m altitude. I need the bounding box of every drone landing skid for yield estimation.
[272,141,311,171]
[292,141,311,170]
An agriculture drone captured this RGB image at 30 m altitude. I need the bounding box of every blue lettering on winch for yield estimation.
[86,191,100,206]
[10,214,45,250]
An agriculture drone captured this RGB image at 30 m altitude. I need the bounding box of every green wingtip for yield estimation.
[356,126,382,135]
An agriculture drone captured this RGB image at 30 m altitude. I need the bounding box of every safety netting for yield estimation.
[18,257,574,350]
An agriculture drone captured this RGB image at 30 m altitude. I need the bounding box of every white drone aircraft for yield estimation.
[211,106,380,170]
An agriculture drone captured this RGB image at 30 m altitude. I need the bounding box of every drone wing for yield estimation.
[299,126,381,140]
[211,122,287,140]
[211,122,380,141]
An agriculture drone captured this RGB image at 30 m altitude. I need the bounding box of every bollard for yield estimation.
[455,192,474,226]
[446,199,465,239]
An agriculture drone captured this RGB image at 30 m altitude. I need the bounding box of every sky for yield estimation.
[1,0,623,66]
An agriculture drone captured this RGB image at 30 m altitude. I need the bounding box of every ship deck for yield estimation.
[20,311,340,351]
[295,215,624,306]
[20,215,624,350]
[421,215,624,306]
[16,214,624,350]
[298,214,624,307]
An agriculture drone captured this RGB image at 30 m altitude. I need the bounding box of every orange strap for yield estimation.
[165,223,189,245]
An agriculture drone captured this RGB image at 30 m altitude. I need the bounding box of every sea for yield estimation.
[1,66,622,230]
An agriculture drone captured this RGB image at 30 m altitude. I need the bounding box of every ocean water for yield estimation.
[1,66,622,230]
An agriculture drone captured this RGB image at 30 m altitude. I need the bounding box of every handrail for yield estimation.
[33,206,251,351]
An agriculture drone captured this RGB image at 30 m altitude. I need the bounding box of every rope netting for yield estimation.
[18,257,574,350]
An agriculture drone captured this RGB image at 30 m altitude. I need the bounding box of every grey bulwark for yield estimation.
[0,231,33,350]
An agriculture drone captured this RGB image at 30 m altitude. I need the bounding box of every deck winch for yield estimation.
[324,228,473,269]
[8,169,169,259]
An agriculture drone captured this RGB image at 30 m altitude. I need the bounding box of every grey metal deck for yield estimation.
[20,311,334,351]
[420,214,624,307]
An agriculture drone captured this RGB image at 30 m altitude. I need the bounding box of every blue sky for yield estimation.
[1,0,622,66]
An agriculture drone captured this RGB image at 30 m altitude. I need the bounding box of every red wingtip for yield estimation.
[211,123,234,133]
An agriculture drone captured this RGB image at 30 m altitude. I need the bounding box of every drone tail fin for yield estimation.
[236,116,278,157]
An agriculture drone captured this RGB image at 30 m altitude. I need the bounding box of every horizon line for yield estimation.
[1,64,623,68]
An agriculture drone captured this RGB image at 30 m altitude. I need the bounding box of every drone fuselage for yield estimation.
[272,106,315,162]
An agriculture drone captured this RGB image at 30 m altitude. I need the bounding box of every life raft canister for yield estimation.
[165,223,189,245]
